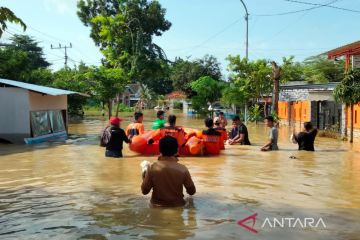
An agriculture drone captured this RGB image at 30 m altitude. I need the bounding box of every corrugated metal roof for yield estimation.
[0,78,87,96]
[280,82,339,91]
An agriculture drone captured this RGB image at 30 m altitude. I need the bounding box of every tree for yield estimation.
[0,7,26,37]
[271,61,281,115]
[0,34,50,83]
[190,76,224,113]
[77,0,171,87]
[139,60,173,95]
[303,55,344,83]
[171,55,222,96]
[224,55,272,103]
[85,66,128,118]
[280,56,303,83]
[334,69,360,143]
[52,68,90,115]
[222,55,272,118]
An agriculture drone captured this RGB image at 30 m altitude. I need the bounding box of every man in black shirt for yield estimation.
[228,116,251,145]
[293,122,318,151]
[105,117,131,158]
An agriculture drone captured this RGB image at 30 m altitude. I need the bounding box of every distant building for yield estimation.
[0,79,85,144]
[120,84,141,107]
[278,82,342,131]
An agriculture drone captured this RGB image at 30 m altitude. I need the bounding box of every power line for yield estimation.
[185,17,242,56]
[253,0,339,16]
[284,0,360,13]
[51,43,72,68]
[7,25,101,65]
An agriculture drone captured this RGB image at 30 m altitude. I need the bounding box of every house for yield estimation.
[278,82,342,131]
[0,79,84,144]
[326,40,360,139]
[120,84,141,107]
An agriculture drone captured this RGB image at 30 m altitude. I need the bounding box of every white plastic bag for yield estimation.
[140,160,151,179]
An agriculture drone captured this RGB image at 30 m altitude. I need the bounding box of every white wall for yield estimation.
[0,88,30,135]
[29,92,67,111]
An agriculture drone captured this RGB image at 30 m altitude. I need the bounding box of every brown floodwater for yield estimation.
[1,111,360,240]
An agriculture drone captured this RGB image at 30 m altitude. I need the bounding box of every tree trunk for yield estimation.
[350,103,354,143]
[244,104,248,124]
[108,99,113,119]
[273,79,279,115]
[343,104,348,137]
[115,94,121,117]
[115,100,121,117]
[264,102,268,117]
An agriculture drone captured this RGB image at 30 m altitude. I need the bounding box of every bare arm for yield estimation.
[184,170,196,195]
[141,166,153,195]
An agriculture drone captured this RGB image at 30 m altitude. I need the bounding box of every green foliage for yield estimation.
[173,101,183,109]
[249,104,262,123]
[52,68,90,115]
[280,56,303,83]
[0,34,50,83]
[270,111,280,123]
[334,69,360,104]
[190,76,224,112]
[77,0,171,94]
[116,103,133,112]
[171,55,222,96]
[0,7,26,37]
[222,55,272,107]
[86,66,128,103]
[303,55,344,83]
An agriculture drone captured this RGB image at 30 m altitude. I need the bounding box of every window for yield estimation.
[30,110,66,137]
[355,110,358,124]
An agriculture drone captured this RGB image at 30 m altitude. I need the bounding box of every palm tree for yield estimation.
[0,7,26,37]
[334,70,360,143]
[139,84,153,109]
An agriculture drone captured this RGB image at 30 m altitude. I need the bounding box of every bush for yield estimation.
[116,103,134,112]
[173,101,183,109]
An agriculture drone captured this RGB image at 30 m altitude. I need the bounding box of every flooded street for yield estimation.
[1,112,360,240]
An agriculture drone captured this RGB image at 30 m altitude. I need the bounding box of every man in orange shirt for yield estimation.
[201,118,222,155]
[149,115,186,148]
[125,112,145,139]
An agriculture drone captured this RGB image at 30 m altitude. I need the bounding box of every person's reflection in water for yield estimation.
[141,198,198,240]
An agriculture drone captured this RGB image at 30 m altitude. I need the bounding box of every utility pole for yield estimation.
[239,0,249,122]
[239,0,249,60]
[51,43,72,68]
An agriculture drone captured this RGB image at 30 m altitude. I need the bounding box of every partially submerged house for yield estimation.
[0,79,84,144]
[326,40,360,139]
[278,82,342,131]
[119,84,141,107]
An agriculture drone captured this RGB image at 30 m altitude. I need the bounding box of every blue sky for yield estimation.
[1,0,360,77]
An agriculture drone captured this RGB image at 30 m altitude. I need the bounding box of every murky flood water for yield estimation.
[1,111,360,240]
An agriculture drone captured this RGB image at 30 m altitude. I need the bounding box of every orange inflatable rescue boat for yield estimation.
[129,128,222,156]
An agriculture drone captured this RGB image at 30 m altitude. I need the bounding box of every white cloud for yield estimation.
[43,0,77,15]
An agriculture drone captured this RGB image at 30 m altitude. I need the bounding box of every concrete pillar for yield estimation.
[182,100,188,114]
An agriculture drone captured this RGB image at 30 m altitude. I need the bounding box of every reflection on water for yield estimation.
[1,111,360,239]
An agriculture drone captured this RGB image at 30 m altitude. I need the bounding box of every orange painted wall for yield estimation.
[278,102,288,120]
[291,101,310,122]
[346,103,360,129]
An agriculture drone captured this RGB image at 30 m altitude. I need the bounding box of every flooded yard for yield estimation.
[1,112,360,239]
